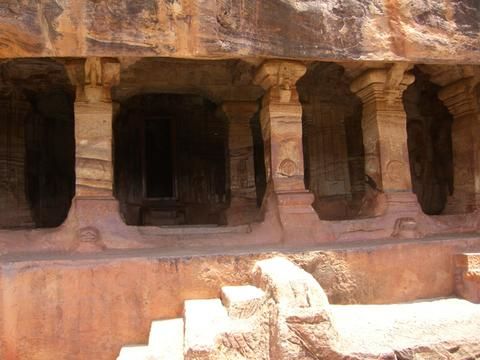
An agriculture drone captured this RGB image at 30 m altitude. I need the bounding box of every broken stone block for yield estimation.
[252,257,339,359]
[455,253,480,303]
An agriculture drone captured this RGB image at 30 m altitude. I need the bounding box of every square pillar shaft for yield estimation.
[260,89,306,192]
[439,78,480,213]
[66,57,120,199]
[222,101,258,225]
[75,101,113,197]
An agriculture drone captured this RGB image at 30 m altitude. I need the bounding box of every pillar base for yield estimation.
[359,190,421,218]
[42,196,147,252]
[384,192,422,214]
[225,197,259,226]
[274,190,334,244]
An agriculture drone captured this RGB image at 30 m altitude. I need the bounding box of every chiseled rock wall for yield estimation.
[0,0,478,62]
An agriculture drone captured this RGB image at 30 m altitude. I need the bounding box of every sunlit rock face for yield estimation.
[0,0,478,62]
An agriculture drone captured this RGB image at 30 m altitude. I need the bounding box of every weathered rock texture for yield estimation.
[0,1,479,63]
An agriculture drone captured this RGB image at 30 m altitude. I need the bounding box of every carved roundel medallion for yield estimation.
[278,159,297,177]
[386,160,406,183]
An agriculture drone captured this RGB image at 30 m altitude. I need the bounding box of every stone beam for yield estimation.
[439,77,480,213]
[65,57,120,197]
[222,101,259,225]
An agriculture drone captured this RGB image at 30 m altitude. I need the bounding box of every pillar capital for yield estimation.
[65,57,120,103]
[438,77,479,118]
[351,64,414,105]
[254,60,306,103]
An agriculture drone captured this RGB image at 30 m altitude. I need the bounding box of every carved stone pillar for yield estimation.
[66,57,120,197]
[61,57,128,251]
[439,77,480,214]
[254,60,327,242]
[222,101,258,225]
[351,65,418,215]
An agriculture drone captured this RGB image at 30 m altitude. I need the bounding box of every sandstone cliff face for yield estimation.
[0,0,478,62]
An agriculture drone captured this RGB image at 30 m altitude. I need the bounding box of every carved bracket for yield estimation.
[350,63,414,105]
[254,60,306,103]
[65,57,120,103]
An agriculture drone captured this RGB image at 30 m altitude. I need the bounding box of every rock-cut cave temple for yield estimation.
[0,1,480,359]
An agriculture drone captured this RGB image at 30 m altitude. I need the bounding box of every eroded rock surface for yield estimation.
[0,1,478,62]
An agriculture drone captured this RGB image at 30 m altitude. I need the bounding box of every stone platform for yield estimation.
[331,298,480,358]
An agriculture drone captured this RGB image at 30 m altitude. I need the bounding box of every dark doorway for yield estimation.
[144,117,175,199]
[114,94,227,226]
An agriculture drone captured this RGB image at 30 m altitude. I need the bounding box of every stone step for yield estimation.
[221,285,266,319]
[148,318,184,360]
[183,298,229,359]
[117,345,155,360]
